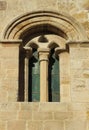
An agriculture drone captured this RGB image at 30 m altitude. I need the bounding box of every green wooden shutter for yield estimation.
[29,49,40,102]
[48,49,60,102]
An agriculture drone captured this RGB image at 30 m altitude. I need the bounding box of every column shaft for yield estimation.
[24,47,32,102]
[38,48,50,102]
[24,57,29,101]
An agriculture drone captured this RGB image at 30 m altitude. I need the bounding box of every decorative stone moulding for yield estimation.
[3,10,88,42]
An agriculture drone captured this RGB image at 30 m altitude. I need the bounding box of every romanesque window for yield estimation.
[19,34,62,102]
[3,11,84,103]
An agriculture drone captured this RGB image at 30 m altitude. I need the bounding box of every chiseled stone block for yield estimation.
[54,112,73,120]
[0,103,19,111]
[65,120,87,130]
[39,103,68,112]
[33,112,53,120]
[18,110,32,120]
[0,90,8,102]
[20,103,32,110]
[44,121,64,130]
[0,121,6,130]
[1,47,19,59]
[0,111,17,121]
[7,120,26,130]
[27,121,43,130]
[0,1,7,10]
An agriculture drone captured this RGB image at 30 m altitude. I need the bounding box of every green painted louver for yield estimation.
[29,50,40,102]
[48,49,60,102]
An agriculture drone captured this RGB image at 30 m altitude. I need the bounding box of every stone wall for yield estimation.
[0,0,89,130]
[69,43,89,103]
[0,42,19,102]
[0,102,89,130]
[0,0,89,38]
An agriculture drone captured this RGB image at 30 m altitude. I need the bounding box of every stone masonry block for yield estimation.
[1,47,19,59]
[7,120,26,130]
[33,112,53,121]
[44,121,64,130]
[39,103,68,112]
[0,111,17,121]
[0,89,8,102]
[65,120,87,130]
[0,121,6,130]
[27,121,43,130]
[0,103,20,111]
[20,103,32,110]
[18,110,32,120]
[54,112,73,120]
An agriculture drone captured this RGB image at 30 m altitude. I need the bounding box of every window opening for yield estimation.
[28,49,40,102]
[48,49,60,102]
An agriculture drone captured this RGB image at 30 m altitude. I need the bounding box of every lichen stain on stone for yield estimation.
[83,74,89,78]
[0,1,7,10]
[86,111,89,119]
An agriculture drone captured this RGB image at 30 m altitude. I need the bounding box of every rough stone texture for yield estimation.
[0,0,89,130]
[0,103,88,129]
[7,120,26,130]
[0,1,7,10]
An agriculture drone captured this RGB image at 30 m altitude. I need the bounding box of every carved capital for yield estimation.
[55,47,66,56]
[23,46,32,58]
[38,48,50,61]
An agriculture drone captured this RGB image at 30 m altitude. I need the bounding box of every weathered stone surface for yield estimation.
[0,121,6,130]
[0,1,7,10]
[0,0,88,130]
[27,121,43,130]
[39,103,68,112]
[20,103,32,110]
[65,120,87,130]
[54,112,73,120]
[33,112,53,120]
[7,120,26,130]
[18,110,32,120]
[0,103,19,111]
[44,121,64,130]
[0,111,17,121]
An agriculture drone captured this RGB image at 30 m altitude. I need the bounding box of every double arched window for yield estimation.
[27,47,60,102]
[3,11,86,102]
[19,33,64,102]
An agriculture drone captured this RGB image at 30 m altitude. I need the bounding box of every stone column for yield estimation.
[55,47,71,102]
[38,48,50,102]
[24,47,32,102]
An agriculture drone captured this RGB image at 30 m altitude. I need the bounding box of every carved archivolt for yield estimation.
[3,11,88,41]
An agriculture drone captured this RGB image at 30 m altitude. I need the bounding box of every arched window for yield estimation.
[3,11,84,103]
[21,44,60,102]
[18,32,66,102]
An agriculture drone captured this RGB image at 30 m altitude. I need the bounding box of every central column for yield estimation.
[24,46,32,102]
[38,48,50,102]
